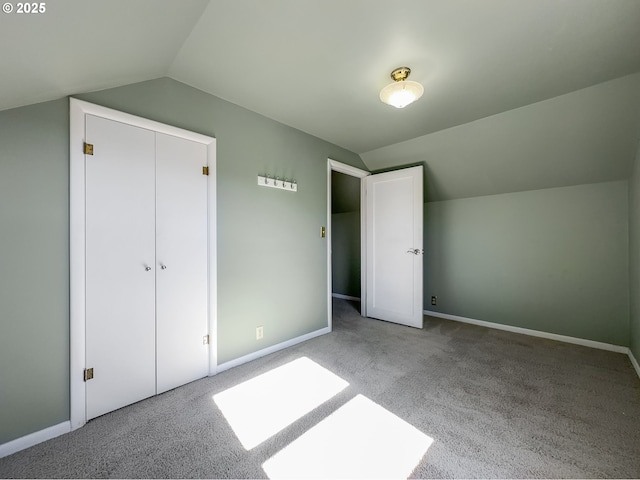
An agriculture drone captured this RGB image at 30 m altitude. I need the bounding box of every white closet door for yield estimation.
[85,114,157,420]
[156,133,209,394]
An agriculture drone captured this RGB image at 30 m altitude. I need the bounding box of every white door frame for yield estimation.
[326,159,370,329]
[69,99,217,430]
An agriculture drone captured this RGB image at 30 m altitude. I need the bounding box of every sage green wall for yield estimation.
[629,144,640,361]
[331,171,360,214]
[331,212,360,298]
[0,99,70,444]
[425,181,629,346]
[0,78,364,445]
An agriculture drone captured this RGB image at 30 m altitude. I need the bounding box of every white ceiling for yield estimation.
[0,1,208,112]
[362,73,640,200]
[2,0,640,157]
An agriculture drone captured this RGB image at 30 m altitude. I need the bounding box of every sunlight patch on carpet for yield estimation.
[262,394,433,479]
[213,356,349,450]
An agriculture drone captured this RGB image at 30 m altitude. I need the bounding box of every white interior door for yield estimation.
[85,114,157,419]
[365,166,423,328]
[156,133,209,394]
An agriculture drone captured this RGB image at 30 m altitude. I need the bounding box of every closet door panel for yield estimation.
[85,115,157,420]
[156,133,209,394]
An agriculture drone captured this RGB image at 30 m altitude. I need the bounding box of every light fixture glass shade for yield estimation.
[379,80,424,108]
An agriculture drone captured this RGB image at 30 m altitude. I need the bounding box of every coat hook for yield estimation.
[257,174,297,192]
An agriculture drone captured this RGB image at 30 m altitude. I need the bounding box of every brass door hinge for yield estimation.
[202,166,209,176]
[84,143,94,155]
[83,368,94,381]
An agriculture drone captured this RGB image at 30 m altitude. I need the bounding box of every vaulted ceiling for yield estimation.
[2,0,640,194]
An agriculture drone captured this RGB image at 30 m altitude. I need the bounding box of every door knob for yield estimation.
[406,249,423,255]
[161,265,167,270]
[145,266,152,271]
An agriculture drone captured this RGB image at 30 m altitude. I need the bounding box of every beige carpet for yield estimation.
[1,298,639,478]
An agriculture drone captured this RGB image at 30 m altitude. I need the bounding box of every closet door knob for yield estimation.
[161,265,167,270]
[145,266,152,271]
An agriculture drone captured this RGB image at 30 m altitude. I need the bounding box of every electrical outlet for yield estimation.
[431,296,437,306]
[256,326,264,340]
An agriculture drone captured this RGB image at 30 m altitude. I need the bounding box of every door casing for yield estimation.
[69,98,217,430]
[327,159,370,327]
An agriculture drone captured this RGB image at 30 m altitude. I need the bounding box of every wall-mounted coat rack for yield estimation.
[258,175,298,192]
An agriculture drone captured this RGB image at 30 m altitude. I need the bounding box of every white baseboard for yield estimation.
[0,421,70,459]
[423,310,628,354]
[629,350,640,380]
[2,329,636,461]
[0,327,331,459]
[1,327,332,459]
[332,293,361,302]
[217,327,331,373]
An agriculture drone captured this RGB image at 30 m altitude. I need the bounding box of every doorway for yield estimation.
[331,170,362,305]
[326,159,424,330]
[326,160,369,328]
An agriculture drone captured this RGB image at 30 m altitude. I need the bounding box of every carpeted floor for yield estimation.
[1,298,640,478]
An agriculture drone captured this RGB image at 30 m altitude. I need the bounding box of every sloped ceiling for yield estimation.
[169,0,640,155]
[0,0,208,110]
[1,0,640,198]
[363,73,640,201]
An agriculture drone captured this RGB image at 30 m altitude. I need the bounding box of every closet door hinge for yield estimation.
[202,166,209,176]
[84,143,94,155]
[203,335,210,345]
[83,368,94,381]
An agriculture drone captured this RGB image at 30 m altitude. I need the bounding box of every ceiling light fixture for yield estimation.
[379,67,424,109]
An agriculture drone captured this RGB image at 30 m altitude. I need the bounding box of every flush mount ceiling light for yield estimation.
[379,67,424,108]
